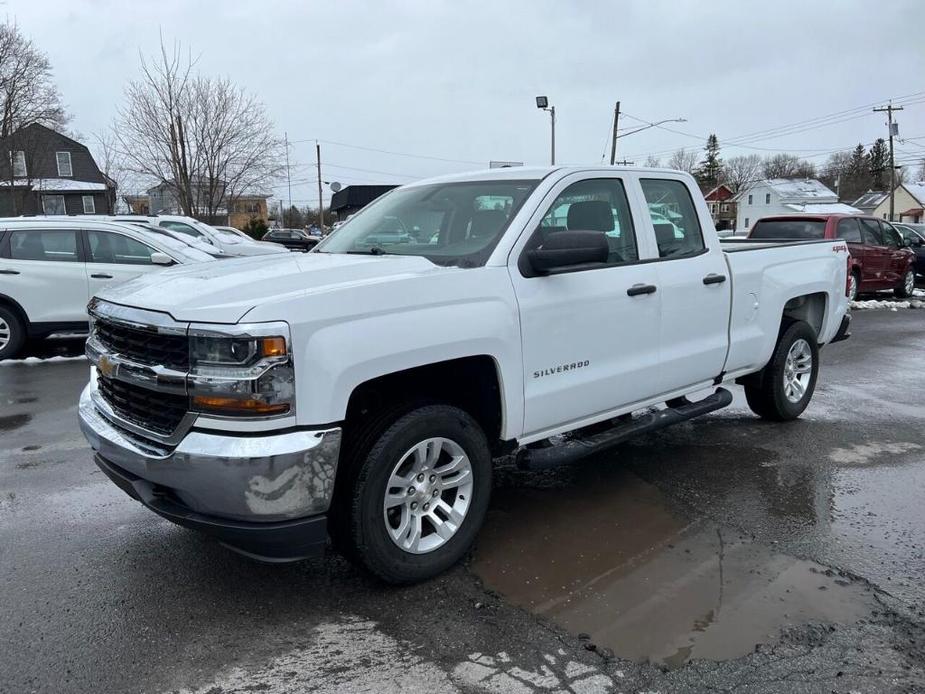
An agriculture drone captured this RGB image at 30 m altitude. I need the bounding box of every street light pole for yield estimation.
[536,96,555,165]
[610,101,621,165]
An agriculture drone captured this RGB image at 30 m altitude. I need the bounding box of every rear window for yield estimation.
[750,219,826,240]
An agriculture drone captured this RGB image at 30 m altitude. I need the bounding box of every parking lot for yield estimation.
[0,307,923,693]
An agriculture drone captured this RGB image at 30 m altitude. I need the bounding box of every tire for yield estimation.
[345,404,492,584]
[744,320,819,421]
[0,306,25,360]
[848,270,860,302]
[894,269,915,299]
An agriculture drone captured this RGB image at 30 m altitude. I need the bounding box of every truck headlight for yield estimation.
[188,323,295,418]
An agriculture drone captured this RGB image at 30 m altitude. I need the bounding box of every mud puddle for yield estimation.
[473,464,877,668]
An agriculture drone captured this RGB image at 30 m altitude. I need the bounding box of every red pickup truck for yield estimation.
[749,214,916,300]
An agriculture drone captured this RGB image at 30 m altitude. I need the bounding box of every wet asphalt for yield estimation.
[2,311,925,693]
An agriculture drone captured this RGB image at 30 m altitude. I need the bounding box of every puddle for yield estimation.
[0,413,32,431]
[473,465,877,669]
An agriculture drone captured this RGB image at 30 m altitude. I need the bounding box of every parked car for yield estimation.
[79,166,850,583]
[261,228,320,251]
[893,223,925,282]
[748,214,916,300]
[109,215,288,257]
[0,219,214,359]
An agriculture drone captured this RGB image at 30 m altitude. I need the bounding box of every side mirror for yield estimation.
[150,252,174,266]
[525,230,609,275]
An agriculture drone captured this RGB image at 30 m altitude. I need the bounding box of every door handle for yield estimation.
[0,269,20,275]
[627,283,657,296]
[703,273,727,285]
[90,273,114,279]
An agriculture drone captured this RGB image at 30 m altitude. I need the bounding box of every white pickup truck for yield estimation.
[78,166,851,583]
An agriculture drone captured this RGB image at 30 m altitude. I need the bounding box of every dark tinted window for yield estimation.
[750,219,826,240]
[88,231,156,265]
[880,222,902,249]
[640,178,705,258]
[9,230,80,261]
[536,178,638,265]
[859,219,883,246]
[836,218,862,243]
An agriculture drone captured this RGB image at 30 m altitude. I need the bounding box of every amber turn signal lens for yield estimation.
[260,336,287,358]
[191,395,289,416]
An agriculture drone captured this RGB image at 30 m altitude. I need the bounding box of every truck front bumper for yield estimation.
[78,381,342,561]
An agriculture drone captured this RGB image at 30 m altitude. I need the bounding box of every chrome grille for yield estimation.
[98,376,188,436]
[95,319,189,370]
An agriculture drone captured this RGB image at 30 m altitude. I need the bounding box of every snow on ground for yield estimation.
[0,355,87,366]
[852,289,925,310]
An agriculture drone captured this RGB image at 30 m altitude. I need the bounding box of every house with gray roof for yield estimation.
[734,178,860,231]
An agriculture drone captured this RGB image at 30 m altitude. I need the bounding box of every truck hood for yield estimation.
[95,252,445,323]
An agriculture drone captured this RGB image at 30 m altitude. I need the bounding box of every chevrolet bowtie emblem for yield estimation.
[97,354,117,378]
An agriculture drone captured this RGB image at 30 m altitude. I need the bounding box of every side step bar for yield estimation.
[516,387,733,471]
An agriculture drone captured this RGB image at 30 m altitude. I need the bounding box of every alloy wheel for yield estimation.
[382,437,473,554]
[783,338,813,403]
[0,316,10,351]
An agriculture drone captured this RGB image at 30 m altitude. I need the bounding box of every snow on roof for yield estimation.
[903,182,925,206]
[0,177,108,191]
[766,178,836,200]
[783,202,862,215]
[852,190,888,208]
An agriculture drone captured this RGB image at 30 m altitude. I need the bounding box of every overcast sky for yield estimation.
[7,0,925,207]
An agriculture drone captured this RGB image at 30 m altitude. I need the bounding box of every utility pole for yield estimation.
[284,132,292,214]
[316,141,325,232]
[609,101,621,165]
[874,101,904,221]
[549,106,556,165]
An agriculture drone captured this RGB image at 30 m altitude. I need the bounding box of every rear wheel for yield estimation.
[745,320,819,421]
[848,270,860,301]
[0,306,25,360]
[345,404,491,583]
[895,269,915,299]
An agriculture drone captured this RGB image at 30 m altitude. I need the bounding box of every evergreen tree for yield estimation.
[696,134,722,187]
[868,138,888,190]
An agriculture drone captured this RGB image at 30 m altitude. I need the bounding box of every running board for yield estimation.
[516,387,733,471]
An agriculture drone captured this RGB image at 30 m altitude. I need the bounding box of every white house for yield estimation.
[734,179,861,231]
[870,182,925,222]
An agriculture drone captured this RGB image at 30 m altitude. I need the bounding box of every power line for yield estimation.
[288,137,484,166]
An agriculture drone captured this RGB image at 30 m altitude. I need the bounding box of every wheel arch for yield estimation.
[0,292,29,328]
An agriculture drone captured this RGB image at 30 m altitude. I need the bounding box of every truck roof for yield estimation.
[403,165,684,187]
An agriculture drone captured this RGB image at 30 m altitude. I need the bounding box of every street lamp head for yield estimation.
[535,96,549,109]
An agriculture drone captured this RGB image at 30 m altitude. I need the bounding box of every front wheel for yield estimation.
[895,269,915,299]
[745,320,819,421]
[0,306,25,360]
[346,404,492,583]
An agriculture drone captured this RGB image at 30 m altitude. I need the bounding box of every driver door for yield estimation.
[510,172,662,438]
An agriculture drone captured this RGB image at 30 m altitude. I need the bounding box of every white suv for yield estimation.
[0,218,214,359]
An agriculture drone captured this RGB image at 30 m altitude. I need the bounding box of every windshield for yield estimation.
[212,226,246,242]
[315,180,539,266]
[750,219,826,240]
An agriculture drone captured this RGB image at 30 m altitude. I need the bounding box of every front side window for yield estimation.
[87,231,156,265]
[880,221,902,249]
[9,230,79,262]
[317,180,538,267]
[42,195,66,215]
[532,177,638,266]
[859,218,883,246]
[641,178,706,258]
[836,218,862,243]
[10,150,26,177]
[56,151,73,177]
[82,195,95,214]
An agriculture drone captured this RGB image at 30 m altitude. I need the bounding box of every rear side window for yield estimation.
[87,231,156,265]
[9,230,80,262]
[537,177,638,265]
[836,218,862,243]
[750,219,826,240]
[640,178,705,259]
[879,222,902,249]
[859,219,883,246]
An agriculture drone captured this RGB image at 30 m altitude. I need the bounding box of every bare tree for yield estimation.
[114,37,283,219]
[667,148,698,174]
[644,155,662,168]
[92,128,128,213]
[720,154,762,193]
[761,153,816,180]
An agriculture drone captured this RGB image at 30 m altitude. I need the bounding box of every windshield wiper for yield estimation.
[347,246,391,255]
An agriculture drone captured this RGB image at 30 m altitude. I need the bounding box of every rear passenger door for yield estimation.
[84,230,168,295]
[879,221,908,285]
[0,229,89,324]
[640,178,731,394]
[858,218,888,287]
